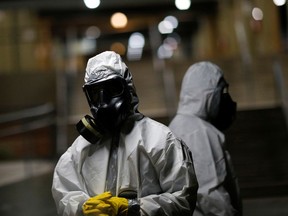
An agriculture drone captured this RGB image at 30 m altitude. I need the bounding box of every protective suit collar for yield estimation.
[177,61,224,121]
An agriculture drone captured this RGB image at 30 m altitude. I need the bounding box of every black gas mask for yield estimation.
[210,80,237,131]
[76,75,131,144]
[84,75,130,132]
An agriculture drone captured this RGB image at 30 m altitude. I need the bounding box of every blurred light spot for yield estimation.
[164,36,178,50]
[157,44,173,59]
[164,15,178,29]
[169,32,181,43]
[128,32,145,48]
[110,42,126,55]
[85,26,101,39]
[83,0,100,9]
[111,12,128,29]
[127,32,145,61]
[34,44,48,59]
[273,0,286,6]
[158,20,174,34]
[252,7,263,21]
[22,28,36,42]
[80,38,97,54]
[175,0,191,10]
[127,47,143,61]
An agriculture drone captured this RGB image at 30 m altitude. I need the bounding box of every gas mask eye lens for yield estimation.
[106,79,124,97]
[85,85,101,105]
[84,77,125,106]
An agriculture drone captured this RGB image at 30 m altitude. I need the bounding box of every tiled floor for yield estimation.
[0,160,288,216]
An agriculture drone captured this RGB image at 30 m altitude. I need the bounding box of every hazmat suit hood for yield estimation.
[177,61,226,121]
[82,51,143,136]
[84,51,140,116]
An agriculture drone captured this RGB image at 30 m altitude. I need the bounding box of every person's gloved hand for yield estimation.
[107,196,128,216]
[82,191,112,216]
[82,191,128,216]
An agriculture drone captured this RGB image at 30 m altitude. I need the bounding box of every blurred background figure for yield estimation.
[169,61,242,216]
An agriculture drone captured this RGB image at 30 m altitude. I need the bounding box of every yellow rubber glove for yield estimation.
[106,196,129,216]
[82,192,128,216]
[82,192,113,216]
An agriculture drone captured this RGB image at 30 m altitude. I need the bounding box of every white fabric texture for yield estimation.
[52,117,198,216]
[169,61,241,216]
[84,51,128,83]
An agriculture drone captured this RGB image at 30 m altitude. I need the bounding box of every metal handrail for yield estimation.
[0,103,54,124]
[0,103,55,138]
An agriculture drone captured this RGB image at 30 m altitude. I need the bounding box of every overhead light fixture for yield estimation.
[164,36,179,50]
[157,44,173,59]
[158,15,179,35]
[175,0,191,10]
[127,32,145,61]
[111,12,128,29]
[273,0,286,6]
[252,7,263,21]
[164,16,178,29]
[128,32,145,49]
[158,20,174,34]
[83,0,100,9]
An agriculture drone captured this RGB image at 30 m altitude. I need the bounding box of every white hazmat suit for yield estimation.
[52,51,198,216]
[169,62,242,216]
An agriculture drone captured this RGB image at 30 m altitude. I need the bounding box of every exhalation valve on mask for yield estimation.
[90,97,127,133]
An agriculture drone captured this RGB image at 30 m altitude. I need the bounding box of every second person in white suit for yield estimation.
[169,61,242,216]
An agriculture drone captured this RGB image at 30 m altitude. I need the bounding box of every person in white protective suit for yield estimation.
[51,51,198,216]
[169,61,242,216]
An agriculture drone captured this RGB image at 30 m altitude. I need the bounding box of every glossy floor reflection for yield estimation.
[0,161,288,216]
[244,196,288,216]
[0,171,57,216]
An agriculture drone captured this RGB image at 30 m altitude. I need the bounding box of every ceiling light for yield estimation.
[273,0,286,6]
[127,32,145,61]
[83,0,100,9]
[128,32,145,49]
[164,16,178,29]
[158,20,174,34]
[157,44,173,59]
[111,12,128,29]
[252,7,263,21]
[175,0,191,10]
